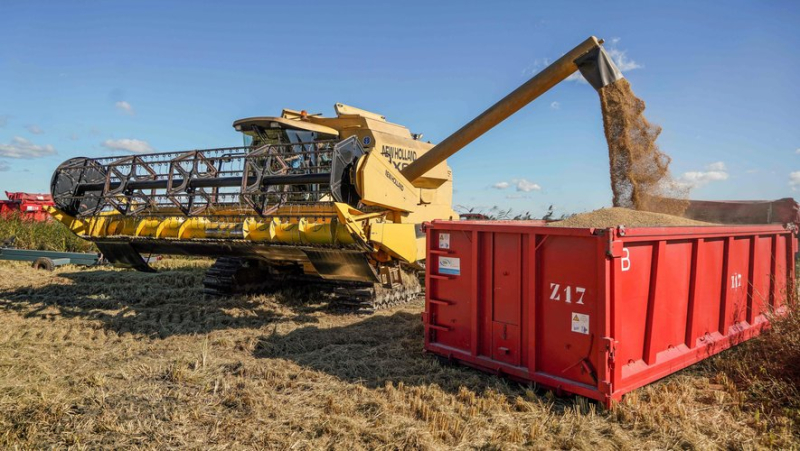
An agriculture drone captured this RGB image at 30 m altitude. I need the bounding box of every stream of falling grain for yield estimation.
[598,79,688,215]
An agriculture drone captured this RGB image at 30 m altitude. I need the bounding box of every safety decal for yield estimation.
[439,232,450,249]
[363,136,371,146]
[438,256,460,275]
[571,313,589,335]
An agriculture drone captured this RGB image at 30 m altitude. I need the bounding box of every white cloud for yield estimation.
[605,47,643,72]
[26,124,44,134]
[681,171,728,184]
[115,101,135,115]
[513,178,542,192]
[0,136,57,158]
[795,148,800,154]
[550,101,560,110]
[567,37,643,83]
[566,73,584,83]
[745,169,759,174]
[492,181,510,190]
[521,58,550,76]
[0,115,9,127]
[678,162,729,188]
[790,172,800,191]
[101,138,153,153]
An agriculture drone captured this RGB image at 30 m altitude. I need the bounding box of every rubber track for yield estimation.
[332,266,422,313]
[204,257,423,313]
[202,257,278,296]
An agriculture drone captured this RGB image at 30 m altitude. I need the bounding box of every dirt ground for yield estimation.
[0,259,796,450]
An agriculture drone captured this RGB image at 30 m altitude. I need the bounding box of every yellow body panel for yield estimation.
[357,151,419,213]
[45,206,87,234]
[368,222,418,263]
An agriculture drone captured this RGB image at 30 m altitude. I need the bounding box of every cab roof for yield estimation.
[232,117,339,137]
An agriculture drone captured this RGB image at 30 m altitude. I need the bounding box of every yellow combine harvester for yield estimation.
[48,36,621,310]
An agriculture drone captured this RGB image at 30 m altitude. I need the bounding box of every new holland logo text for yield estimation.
[381,145,417,171]
[385,170,404,191]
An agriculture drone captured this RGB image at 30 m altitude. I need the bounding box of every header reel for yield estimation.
[50,137,365,219]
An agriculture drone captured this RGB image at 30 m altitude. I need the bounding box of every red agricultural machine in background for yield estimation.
[0,192,55,222]
[683,198,800,227]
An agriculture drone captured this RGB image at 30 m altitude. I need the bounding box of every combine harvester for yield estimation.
[47,36,621,310]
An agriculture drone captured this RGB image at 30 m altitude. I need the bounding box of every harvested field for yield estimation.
[549,207,712,228]
[0,259,797,449]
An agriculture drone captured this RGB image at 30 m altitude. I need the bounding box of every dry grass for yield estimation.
[0,259,797,449]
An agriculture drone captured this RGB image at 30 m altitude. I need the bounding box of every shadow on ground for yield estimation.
[0,264,338,337]
[252,310,578,403]
[0,263,597,408]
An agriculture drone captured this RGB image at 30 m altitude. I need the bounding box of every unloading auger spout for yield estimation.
[401,35,623,184]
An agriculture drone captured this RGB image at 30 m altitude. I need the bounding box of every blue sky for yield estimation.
[1,1,798,217]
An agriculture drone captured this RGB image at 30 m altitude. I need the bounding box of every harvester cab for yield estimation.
[47,36,622,311]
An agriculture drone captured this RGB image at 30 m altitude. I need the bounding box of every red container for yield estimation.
[0,192,54,222]
[423,221,797,407]
[5,192,53,203]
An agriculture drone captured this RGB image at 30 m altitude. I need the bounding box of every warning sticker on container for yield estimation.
[439,233,450,249]
[571,313,589,335]
[438,256,460,275]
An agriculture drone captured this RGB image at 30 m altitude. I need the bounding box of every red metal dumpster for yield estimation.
[0,192,54,222]
[423,221,797,407]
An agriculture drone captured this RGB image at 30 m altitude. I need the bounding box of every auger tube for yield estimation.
[400,35,603,183]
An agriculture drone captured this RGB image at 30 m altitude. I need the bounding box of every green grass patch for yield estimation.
[0,212,95,252]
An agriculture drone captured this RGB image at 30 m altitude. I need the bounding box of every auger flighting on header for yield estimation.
[47,36,622,310]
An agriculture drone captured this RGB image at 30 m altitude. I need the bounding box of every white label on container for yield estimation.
[439,232,450,249]
[438,256,460,275]
[571,313,589,335]
[621,247,631,271]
